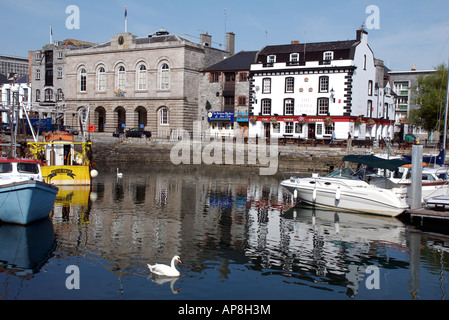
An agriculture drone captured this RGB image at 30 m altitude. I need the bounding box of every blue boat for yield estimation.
[0,158,59,225]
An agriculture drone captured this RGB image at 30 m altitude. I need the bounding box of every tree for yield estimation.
[408,64,448,137]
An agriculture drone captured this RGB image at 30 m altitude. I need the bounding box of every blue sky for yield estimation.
[2,0,449,71]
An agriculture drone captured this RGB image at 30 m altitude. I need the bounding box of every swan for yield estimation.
[148,255,182,277]
[117,168,123,178]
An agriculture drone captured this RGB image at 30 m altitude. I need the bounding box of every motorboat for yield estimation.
[0,158,59,225]
[280,155,409,217]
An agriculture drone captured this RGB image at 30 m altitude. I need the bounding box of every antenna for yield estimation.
[304,30,307,61]
[224,8,227,51]
[265,31,268,46]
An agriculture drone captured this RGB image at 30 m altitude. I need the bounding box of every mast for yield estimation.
[443,55,449,158]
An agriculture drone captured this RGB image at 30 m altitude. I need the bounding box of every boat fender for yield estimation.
[335,187,341,200]
[91,169,99,178]
[293,189,298,198]
[312,188,317,201]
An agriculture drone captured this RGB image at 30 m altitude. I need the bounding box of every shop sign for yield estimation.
[207,111,234,122]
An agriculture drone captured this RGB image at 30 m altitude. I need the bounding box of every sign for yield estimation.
[207,111,234,122]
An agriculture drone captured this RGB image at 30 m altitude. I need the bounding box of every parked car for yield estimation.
[113,128,151,138]
[405,133,419,144]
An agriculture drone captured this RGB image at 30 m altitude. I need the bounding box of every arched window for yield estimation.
[56,88,64,101]
[159,63,170,90]
[80,68,87,92]
[137,64,147,90]
[97,67,106,92]
[45,89,54,101]
[159,107,169,125]
[117,66,126,91]
[35,89,40,102]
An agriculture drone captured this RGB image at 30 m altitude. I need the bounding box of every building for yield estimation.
[248,28,395,142]
[388,66,436,141]
[199,50,257,138]
[63,29,234,136]
[0,55,29,79]
[0,74,32,123]
[29,39,97,123]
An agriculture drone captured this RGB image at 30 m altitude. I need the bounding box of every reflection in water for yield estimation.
[1,164,449,299]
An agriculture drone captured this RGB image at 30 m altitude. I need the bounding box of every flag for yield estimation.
[125,6,127,18]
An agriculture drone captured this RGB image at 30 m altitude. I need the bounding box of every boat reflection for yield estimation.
[0,218,55,277]
[52,185,92,222]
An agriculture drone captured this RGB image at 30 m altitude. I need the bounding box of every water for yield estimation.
[0,163,448,300]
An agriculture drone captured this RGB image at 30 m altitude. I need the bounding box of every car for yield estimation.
[113,128,151,138]
[405,133,419,144]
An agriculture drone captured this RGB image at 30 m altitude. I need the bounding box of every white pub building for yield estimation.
[248,28,395,143]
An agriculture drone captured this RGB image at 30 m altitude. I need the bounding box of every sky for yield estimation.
[2,0,449,71]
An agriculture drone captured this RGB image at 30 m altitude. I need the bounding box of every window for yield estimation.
[316,124,323,135]
[324,123,334,135]
[238,96,246,106]
[56,88,64,101]
[36,69,41,80]
[0,163,12,173]
[160,108,169,125]
[57,67,63,79]
[285,77,294,93]
[18,163,39,174]
[319,76,329,93]
[97,67,106,92]
[272,123,280,133]
[117,66,126,91]
[367,100,372,117]
[262,78,271,93]
[323,51,334,61]
[35,89,40,102]
[137,64,147,90]
[210,72,219,82]
[160,63,170,90]
[295,123,303,134]
[57,51,63,59]
[363,54,367,70]
[368,80,373,96]
[317,98,329,115]
[45,89,53,101]
[80,68,87,92]
[261,99,271,115]
[267,55,276,64]
[35,52,41,60]
[239,72,248,82]
[284,98,294,115]
[285,122,294,134]
[290,53,299,62]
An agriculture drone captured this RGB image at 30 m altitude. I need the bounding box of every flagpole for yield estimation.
[50,25,53,44]
[124,5,127,33]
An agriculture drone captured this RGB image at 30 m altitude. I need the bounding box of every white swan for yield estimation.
[148,255,182,277]
[117,168,123,178]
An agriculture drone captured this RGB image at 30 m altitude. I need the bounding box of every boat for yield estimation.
[0,158,59,225]
[280,155,409,217]
[27,104,97,186]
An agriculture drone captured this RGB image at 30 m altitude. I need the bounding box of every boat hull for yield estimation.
[281,178,408,217]
[0,181,59,225]
[42,165,91,185]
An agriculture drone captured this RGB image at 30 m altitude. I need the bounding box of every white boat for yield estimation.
[0,158,59,225]
[280,155,409,217]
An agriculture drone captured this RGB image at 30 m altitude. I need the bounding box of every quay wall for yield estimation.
[92,137,378,174]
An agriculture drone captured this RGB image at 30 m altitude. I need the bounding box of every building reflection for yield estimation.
[49,165,449,298]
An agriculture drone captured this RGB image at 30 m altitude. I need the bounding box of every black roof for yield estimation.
[202,51,258,72]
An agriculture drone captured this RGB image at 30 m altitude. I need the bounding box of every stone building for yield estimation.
[63,29,234,136]
[198,50,257,138]
[29,39,97,112]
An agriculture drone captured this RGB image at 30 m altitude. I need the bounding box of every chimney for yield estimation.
[411,64,416,71]
[291,41,300,45]
[200,33,212,47]
[226,32,235,55]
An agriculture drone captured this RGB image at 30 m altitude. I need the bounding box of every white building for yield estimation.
[249,28,395,142]
[0,75,32,123]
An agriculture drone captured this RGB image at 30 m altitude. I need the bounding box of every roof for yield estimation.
[259,40,358,56]
[202,51,258,72]
[0,73,29,85]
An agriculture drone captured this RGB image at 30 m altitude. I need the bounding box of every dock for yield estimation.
[408,207,449,220]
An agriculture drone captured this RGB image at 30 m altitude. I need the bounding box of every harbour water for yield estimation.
[0,163,448,300]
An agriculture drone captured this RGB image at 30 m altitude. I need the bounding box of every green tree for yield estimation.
[408,64,448,137]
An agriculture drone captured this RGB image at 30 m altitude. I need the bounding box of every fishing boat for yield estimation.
[27,104,97,186]
[280,155,409,217]
[0,158,59,225]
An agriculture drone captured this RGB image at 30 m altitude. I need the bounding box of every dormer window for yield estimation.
[267,55,276,64]
[323,51,334,63]
[290,53,299,63]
